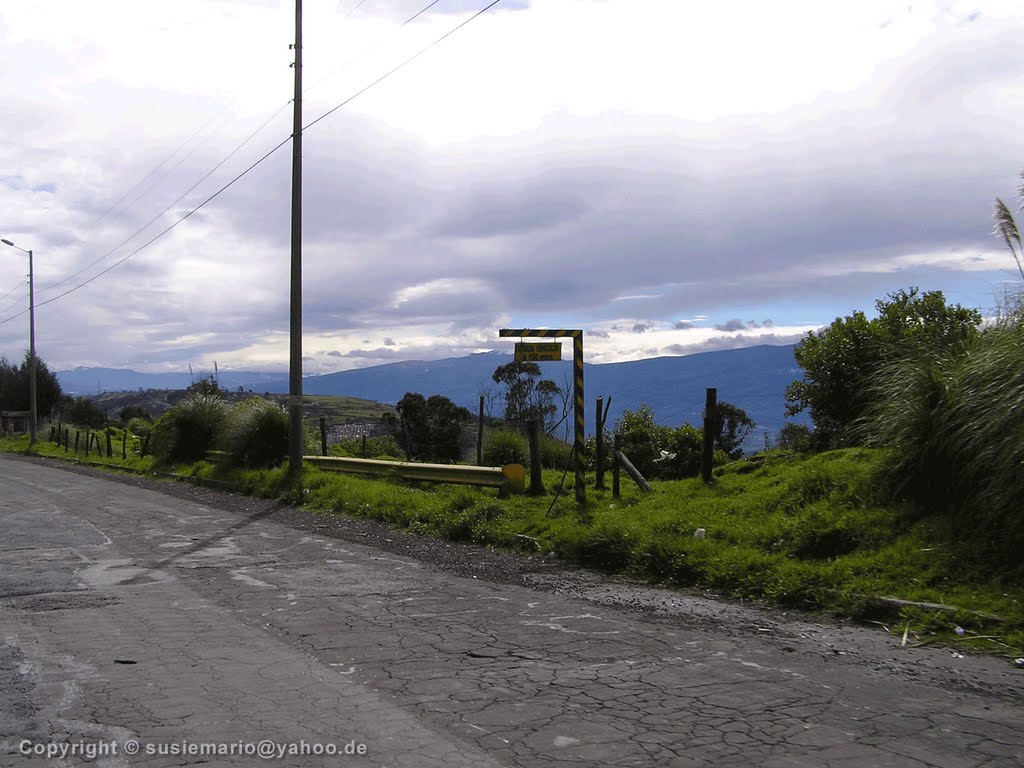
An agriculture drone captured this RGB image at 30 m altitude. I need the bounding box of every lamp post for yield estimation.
[1,238,36,446]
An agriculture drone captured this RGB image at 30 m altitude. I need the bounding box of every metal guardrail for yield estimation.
[305,455,526,495]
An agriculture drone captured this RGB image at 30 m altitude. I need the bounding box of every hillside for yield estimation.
[82,390,395,426]
[58,344,809,443]
[245,344,808,440]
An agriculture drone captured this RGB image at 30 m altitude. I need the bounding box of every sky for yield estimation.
[1,0,1022,375]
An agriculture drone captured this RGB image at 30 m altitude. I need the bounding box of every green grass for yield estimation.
[3,432,1021,655]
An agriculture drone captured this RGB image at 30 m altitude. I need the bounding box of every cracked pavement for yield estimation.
[1,456,1022,767]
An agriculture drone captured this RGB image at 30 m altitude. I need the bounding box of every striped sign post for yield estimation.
[500,328,585,505]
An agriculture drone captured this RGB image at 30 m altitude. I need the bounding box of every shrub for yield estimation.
[64,397,106,429]
[482,428,528,466]
[614,405,672,479]
[583,428,614,472]
[332,434,404,459]
[860,314,1024,574]
[660,424,703,479]
[539,435,573,469]
[150,394,227,463]
[119,405,151,423]
[614,405,708,480]
[777,423,814,453]
[127,417,152,439]
[394,392,472,462]
[222,398,289,468]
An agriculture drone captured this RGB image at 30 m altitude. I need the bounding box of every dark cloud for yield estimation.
[714,319,748,332]
[631,322,652,334]
[673,321,697,330]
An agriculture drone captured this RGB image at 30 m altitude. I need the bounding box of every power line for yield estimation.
[305,0,442,96]
[38,101,293,296]
[39,0,444,297]
[0,281,24,305]
[305,0,503,134]
[87,104,232,231]
[0,0,505,327]
[343,0,370,18]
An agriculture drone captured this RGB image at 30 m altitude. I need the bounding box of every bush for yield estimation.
[127,417,152,439]
[614,405,672,479]
[860,314,1024,574]
[222,398,289,468]
[332,434,404,459]
[481,428,528,466]
[539,435,573,469]
[777,423,814,453]
[119,405,150,423]
[64,397,106,429]
[150,394,227,464]
[583,428,614,472]
[660,424,703,479]
[614,405,707,480]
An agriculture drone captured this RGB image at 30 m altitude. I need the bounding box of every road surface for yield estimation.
[1,456,1022,767]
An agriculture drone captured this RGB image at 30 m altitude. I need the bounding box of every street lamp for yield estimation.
[1,238,36,446]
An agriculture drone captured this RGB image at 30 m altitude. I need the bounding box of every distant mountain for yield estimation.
[56,367,283,395]
[244,344,808,444]
[58,345,809,447]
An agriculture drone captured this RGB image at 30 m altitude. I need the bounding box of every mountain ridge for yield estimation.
[57,344,808,442]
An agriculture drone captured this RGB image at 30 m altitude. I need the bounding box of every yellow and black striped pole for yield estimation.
[499,328,585,504]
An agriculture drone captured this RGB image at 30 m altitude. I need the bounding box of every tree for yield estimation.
[394,392,471,463]
[491,362,563,433]
[0,352,64,418]
[712,401,755,460]
[776,422,813,453]
[119,405,151,423]
[785,288,981,448]
[64,397,106,429]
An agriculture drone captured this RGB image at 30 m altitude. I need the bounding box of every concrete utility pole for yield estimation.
[1,238,36,446]
[288,0,304,477]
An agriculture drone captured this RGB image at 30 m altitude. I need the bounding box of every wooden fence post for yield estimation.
[614,447,653,493]
[595,396,605,490]
[612,433,621,499]
[74,431,80,453]
[106,430,113,459]
[319,416,327,456]
[527,419,544,496]
[85,430,91,457]
[64,429,69,452]
[121,433,127,460]
[477,395,484,466]
[701,387,717,484]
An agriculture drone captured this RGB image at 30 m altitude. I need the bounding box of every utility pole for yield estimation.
[288,0,304,477]
[1,238,37,446]
[27,247,35,446]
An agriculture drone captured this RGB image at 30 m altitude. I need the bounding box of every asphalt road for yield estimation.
[1,456,1022,767]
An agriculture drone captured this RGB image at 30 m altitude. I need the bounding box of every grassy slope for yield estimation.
[85,390,395,424]
[3,434,1020,655]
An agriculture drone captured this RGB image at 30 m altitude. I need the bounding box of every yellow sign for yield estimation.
[515,342,563,362]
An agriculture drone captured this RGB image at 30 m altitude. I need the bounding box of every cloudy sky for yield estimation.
[1,0,1022,374]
